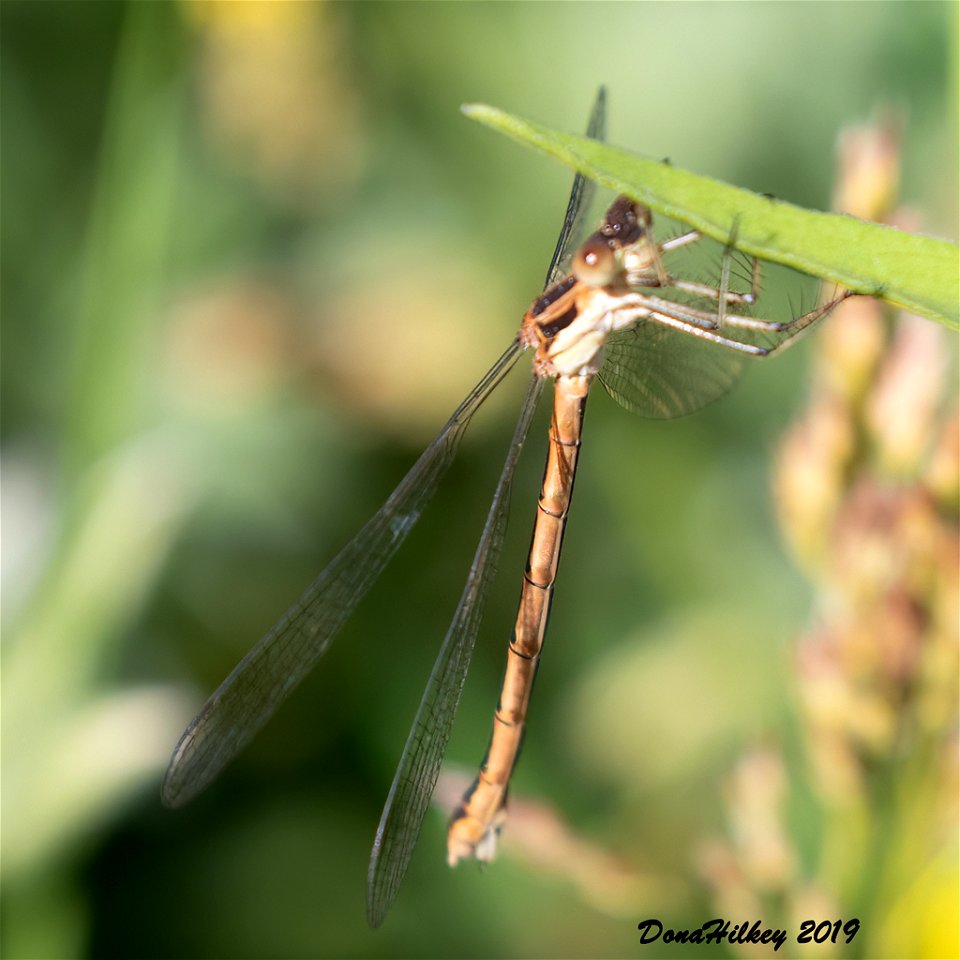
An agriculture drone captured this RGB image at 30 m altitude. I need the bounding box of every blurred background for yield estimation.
[2,2,957,958]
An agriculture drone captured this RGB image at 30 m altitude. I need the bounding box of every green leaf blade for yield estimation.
[463,103,959,330]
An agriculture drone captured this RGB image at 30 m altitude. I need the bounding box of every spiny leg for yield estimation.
[717,221,735,326]
[629,293,779,333]
[719,285,857,337]
[716,216,752,327]
[669,270,760,307]
[743,289,855,357]
[616,288,856,357]
[636,283,856,336]
[659,230,701,253]
[657,227,761,308]
[648,224,671,287]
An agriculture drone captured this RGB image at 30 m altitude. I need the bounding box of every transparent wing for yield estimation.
[598,320,745,419]
[366,87,608,927]
[368,374,544,928]
[162,342,523,808]
[543,85,606,288]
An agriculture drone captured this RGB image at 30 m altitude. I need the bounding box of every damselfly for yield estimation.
[162,88,851,926]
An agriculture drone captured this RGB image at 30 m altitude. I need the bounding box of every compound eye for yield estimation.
[572,237,618,287]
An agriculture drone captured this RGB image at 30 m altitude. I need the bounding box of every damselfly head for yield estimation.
[600,195,650,245]
[572,196,654,287]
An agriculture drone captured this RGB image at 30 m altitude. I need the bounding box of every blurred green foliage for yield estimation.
[2,2,956,959]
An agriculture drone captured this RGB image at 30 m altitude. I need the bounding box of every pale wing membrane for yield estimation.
[543,85,606,288]
[367,375,544,928]
[596,220,769,419]
[598,321,744,419]
[162,342,523,809]
[366,87,608,926]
